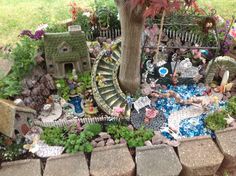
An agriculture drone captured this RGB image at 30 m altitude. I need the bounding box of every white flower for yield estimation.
[83,12,91,18]
[36,24,48,31]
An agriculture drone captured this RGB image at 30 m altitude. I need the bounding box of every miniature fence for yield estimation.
[86,27,121,41]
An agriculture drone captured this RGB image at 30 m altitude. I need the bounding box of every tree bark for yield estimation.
[115,0,145,94]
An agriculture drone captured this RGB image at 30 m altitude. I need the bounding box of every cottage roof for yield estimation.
[44,32,88,62]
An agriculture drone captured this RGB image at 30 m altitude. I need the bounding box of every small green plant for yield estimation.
[64,131,94,153]
[78,71,92,89]
[107,124,154,148]
[0,136,25,161]
[84,123,102,136]
[0,37,41,98]
[55,79,70,100]
[41,127,67,146]
[226,96,236,117]
[205,111,227,131]
[45,24,67,33]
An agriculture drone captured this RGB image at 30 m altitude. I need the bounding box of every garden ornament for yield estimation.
[134,96,151,113]
[144,108,159,124]
[111,106,125,118]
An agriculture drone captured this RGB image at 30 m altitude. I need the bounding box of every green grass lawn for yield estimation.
[0,0,235,46]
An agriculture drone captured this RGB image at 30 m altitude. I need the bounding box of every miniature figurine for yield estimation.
[144,108,159,124]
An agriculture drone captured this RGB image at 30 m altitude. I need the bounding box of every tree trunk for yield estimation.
[115,0,145,94]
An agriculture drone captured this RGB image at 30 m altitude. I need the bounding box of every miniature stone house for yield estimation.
[0,99,36,138]
[44,25,91,78]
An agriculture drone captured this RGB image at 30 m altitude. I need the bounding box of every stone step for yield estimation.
[136,145,182,176]
[43,153,89,176]
[178,136,224,176]
[0,159,42,176]
[90,144,135,176]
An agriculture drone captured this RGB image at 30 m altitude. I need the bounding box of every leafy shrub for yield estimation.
[55,79,70,100]
[205,111,227,131]
[41,127,66,146]
[84,123,102,136]
[78,71,92,89]
[46,24,67,33]
[0,37,42,98]
[226,96,236,117]
[64,131,94,153]
[94,0,120,29]
[107,124,154,148]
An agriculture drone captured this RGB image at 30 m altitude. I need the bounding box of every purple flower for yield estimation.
[20,29,45,40]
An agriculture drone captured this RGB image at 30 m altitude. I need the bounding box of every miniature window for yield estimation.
[15,113,21,121]
[83,61,87,66]
[62,47,68,52]
[14,129,20,135]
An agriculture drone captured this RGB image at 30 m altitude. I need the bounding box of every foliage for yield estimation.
[41,127,67,146]
[78,71,92,89]
[84,123,102,136]
[0,37,41,98]
[45,24,67,33]
[74,12,91,35]
[205,111,227,131]
[95,0,120,29]
[127,0,181,17]
[107,124,154,148]
[55,79,70,101]
[226,96,236,117]
[0,136,25,161]
[64,131,94,153]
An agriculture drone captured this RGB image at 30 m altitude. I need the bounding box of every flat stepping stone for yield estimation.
[43,153,89,176]
[178,136,224,176]
[216,127,236,170]
[90,144,135,176]
[0,159,42,176]
[136,145,182,176]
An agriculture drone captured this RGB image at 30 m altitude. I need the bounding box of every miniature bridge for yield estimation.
[91,40,131,117]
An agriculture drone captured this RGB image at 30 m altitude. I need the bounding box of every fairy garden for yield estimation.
[0,0,236,175]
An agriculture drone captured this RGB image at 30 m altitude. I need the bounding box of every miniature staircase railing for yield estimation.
[91,40,131,118]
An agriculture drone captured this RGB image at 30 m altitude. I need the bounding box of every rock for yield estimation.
[106,138,115,146]
[178,136,224,176]
[90,144,135,176]
[119,138,127,144]
[44,153,89,176]
[14,99,25,107]
[136,145,182,176]
[99,132,111,139]
[91,140,97,148]
[22,89,31,97]
[94,137,104,142]
[96,140,105,147]
[216,127,236,171]
[128,124,134,131]
[151,134,162,145]
[144,140,153,146]
[0,159,42,176]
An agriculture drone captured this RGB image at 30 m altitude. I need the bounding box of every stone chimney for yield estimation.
[68,25,81,34]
